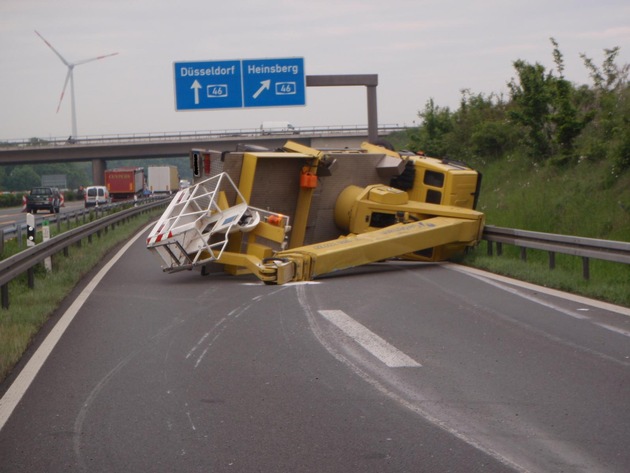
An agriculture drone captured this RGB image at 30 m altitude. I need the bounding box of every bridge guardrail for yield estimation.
[1,124,407,148]
[482,225,630,279]
[0,198,170,309]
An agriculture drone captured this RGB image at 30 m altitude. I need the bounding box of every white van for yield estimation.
[85,185,111,207]
[260,121,298,135]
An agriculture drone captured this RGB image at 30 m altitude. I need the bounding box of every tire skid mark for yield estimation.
[74,317,184,472]
[187,284,291,369]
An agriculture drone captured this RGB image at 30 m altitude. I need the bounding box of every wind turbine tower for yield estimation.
[35,30,118,139]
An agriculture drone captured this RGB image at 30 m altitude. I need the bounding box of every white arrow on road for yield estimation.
[191,80,202,104]
[253,80,271,99]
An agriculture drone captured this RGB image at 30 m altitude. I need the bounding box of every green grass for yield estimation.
[460,154,630,308]
[460,247,630,307]
[475,154,630,239]
[0,210,161,384]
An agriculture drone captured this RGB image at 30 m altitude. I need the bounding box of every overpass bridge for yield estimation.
[0,125,405,185]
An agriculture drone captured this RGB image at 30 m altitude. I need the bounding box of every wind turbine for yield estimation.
[35,30,118,140]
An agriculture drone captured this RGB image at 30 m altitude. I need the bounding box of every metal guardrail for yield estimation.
[0,198,169,309]
[482,225,630,279]
[1,202,122,248]
[0,196,168,248]
[0,124,407,148]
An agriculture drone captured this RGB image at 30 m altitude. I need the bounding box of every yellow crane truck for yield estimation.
[146,141,484,284]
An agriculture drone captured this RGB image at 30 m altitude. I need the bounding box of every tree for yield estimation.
[9,166,40,191]
[452,90,515,163]
[548,39,593,162]
[508,38,597,163]
[579,46,630,176]
[408,99,453,157]
[508,59,554,159]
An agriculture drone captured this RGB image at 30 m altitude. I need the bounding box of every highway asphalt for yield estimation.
[0,226,629,472]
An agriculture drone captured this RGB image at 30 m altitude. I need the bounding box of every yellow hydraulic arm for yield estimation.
[254,204,484,284]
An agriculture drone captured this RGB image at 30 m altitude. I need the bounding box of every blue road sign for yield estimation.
[173,60,242,110]
[242,58,305,108]
[173,57,305,111]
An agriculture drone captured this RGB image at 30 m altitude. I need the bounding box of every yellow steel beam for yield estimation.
[275,215,483,282]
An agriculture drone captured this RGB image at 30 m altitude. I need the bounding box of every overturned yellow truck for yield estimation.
[146,141,484,284]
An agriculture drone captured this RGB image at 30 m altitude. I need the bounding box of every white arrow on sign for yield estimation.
[191,80,202,104]
[252,80,271,99]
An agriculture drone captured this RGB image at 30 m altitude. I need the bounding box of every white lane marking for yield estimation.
[444,263,630,338]
[444,263,630,317]
[594,322,630,338]
[0,224,152,433]
[318,310,421,368]
[298,289,525,473]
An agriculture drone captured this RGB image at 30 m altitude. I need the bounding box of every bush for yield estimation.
[0,193,26,208]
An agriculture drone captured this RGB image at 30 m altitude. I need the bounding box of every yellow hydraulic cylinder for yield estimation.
[272,214,483,283]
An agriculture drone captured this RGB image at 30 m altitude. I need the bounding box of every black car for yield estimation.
[26,187,62,214]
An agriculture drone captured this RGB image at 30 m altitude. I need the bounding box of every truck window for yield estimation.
[423,171,444,188]
[426,189,442,204]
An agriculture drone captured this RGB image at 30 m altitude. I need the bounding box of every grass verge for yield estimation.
[460,245,630,308]
[0,209,161,384]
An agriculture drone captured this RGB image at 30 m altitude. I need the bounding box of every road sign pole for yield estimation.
[26,213,36,247]
[42,219,52,272]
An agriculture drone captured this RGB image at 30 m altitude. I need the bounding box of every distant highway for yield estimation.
[0,200,84,230]
[1,226,628,472]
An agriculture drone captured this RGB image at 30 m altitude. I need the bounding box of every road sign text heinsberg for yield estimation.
[173,57,305,111]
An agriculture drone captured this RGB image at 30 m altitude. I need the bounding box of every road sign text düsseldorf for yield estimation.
[174,57,305,111]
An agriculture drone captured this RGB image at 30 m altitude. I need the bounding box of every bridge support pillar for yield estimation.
[306,74,379,143]
[92,159,106,185]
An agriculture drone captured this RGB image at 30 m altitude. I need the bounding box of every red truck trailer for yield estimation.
[104,167,145,201]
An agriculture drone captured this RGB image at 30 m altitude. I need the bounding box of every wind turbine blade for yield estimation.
[34,30,69,66]
[74,51,119,66]
[56,69,72,113]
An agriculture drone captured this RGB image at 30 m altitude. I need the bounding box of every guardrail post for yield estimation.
[487,241,493,256]
[27,267,35,289]
[17,224,23,249]
[496,242,503,256]
[548,251,556,270]
[520,247,527,261]
[0,228,4,255]
[1,283,8,309]
[582,257,590,280]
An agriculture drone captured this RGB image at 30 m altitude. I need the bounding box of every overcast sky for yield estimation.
[1,0,628,141]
